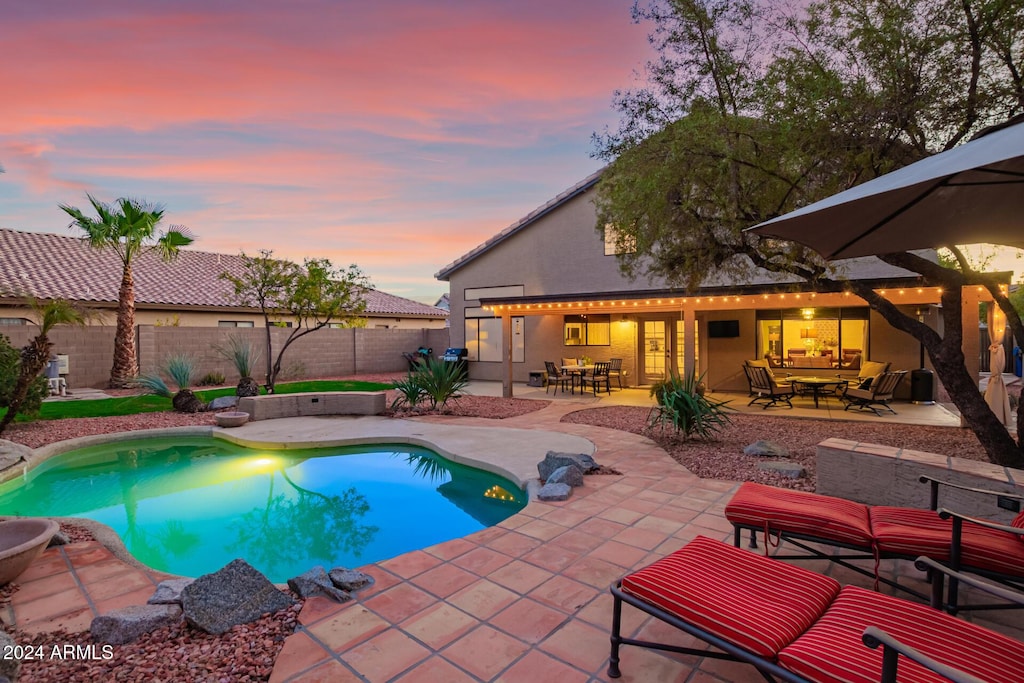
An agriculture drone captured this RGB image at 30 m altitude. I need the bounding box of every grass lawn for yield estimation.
[15,380,395,421]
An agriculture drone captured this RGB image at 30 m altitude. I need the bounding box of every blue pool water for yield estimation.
[0,437,527,582]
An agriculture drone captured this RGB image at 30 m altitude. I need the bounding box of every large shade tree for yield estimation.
[60,196,193,387]
[595,0,1024,466]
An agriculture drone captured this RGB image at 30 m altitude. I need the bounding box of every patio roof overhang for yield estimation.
[478,277,1002,316]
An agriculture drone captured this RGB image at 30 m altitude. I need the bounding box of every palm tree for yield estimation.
[60,195,193,387]
[0,299,86,436]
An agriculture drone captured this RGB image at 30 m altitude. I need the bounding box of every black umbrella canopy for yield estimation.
[747,117,1024,260]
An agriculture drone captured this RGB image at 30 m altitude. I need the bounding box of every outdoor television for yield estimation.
[707,320,740,338]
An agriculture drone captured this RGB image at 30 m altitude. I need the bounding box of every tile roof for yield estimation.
[0,228,447,318]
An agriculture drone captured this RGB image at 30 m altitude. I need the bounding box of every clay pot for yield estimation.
[214,411,250,428]
[0,518,60,585]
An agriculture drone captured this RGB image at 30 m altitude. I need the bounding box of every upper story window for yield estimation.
[0,318,28,326]
[604,224,637,256]
[218,321,255,327]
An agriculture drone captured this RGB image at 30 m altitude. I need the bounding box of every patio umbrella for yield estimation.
[746,116,1024,259]
[985,331,1013,428]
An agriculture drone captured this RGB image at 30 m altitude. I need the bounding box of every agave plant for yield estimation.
[137,353,205,413]
[647,370,731,440]
[213,334,261,397]
[416,357,468,411]
[390,372,425,411]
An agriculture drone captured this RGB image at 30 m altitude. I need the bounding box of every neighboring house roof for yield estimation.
[435,169,603,280]
[434,294,450,311]
[0,228,447,319]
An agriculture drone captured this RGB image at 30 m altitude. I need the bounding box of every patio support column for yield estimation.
[961,285,981,428]
[683,307,696,375]
[501,311,513,398]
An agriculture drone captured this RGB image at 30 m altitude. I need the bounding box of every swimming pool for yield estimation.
[0,437,527,582]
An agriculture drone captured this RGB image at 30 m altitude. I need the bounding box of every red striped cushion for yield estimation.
[725,482,873,547]
[778,585,1024,683]
[958,521,1024,576]
[1012,511,1024,545]
[619,535,840,658]
[869,507,952,561]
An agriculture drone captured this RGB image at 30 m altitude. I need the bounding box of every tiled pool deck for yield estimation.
[6,399,1023,682]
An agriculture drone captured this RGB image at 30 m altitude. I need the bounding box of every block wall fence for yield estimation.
[2,325,450,389]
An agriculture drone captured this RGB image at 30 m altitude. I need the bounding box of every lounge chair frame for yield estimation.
[729,476,1024,613]
[743,365,795,409]
[608,543,1024,683]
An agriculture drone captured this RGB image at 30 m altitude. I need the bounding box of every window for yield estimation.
[464,316,525,362]
[604,224,637,256]
[563,314,610,346]
[218,321,255,327]
[0,318,28,326]
[756,308,869,367]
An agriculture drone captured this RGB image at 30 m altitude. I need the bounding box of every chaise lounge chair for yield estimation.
[743,364,796,409]
[725,479,1024,613]
[608,535,1024,683]
[841,370,907,415]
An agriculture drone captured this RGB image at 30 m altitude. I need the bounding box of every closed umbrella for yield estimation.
[985,332,1013,427]
[746,115,1024,258]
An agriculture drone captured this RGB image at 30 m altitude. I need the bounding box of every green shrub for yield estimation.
[391,358,467,411]
[647,371,731,440]
[0,333,48,419]
[199,371,227,386]
[390,373,426,410]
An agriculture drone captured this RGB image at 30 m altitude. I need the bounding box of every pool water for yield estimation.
[0,437,527,582]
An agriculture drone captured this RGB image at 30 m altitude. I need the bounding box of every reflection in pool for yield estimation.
[0,437,527,582]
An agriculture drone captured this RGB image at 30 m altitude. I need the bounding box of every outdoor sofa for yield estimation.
[608,535,1024,683]
[725,479,1024,613]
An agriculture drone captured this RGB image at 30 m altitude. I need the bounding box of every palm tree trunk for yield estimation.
[111,264,139,387]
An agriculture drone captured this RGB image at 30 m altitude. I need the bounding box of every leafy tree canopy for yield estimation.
[594,0,1024,465]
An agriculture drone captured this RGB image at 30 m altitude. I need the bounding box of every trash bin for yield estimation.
[45,358,60,379]
[910,368,935,405]
[1015,347,1022,377]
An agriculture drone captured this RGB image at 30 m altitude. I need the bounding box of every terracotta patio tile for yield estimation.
[551,529,606,555]
[362,583,437,624]
[423,537,477,561]
[18,605,94,635]
[699,654,772,683]
[343,628,430,682]
[487,560,554,594]
[74,557,139,585]
[490,598,568,644]
[575,518,627,539]
[564,499,612,516]
[496,649,590,683]
[93,586,156,615]
[85,570,154,602]
[464,526,508,544]
[484,531,541,558]
[350,566,400,599]
[575,592,646,635]
[561,556,626,590]
[587,540,649,569]
[64,544,115,567]
[633,514,686,536]
[11,572,78,604]
[597,507,647,525]
[306,605,389,652]
[537,617,612,673]
[298,596,352,627]
[451,546,512,576]
[392,655,478,683]
[410,563,478,599]
[634,490,675,504]
[516,518,569,541]
[16,552,69,583]
[496,514,531,530]
[613,526,669,551]
[447,579,518,620]
[521,543,582,573]
[378,550,442,579]
[268,632,331,683]
[535,507,591,528]
[589,646,694,682]
[399,602,479,649]
[441,625,529,681]
[688,512,734,534]
[287,658,362,683]
[528,575,599,614]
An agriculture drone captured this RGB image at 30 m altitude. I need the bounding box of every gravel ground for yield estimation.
[562,406,1009,492]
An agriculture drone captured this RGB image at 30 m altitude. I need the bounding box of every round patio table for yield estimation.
[788,376,850,408]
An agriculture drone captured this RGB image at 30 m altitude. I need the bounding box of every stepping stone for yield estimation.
[756,461,806,479]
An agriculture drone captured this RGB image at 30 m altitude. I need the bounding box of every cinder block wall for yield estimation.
[2,325,450,388]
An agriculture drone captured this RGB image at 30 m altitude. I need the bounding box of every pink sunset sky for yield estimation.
[0,0,653,303]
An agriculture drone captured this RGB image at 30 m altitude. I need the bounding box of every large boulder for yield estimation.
[287,566,351,602]
[537,482,572,502]
[756,461,806,479]
[329,568,374,592]
[180,559,297,635]
[207,395,239,411]
[546,465,583,488]
[537,451,598,480]
[90,604,183,645]
[148,578,194,605]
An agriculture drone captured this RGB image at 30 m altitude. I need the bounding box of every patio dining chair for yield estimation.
[842,370,906,415]
[743,364,795,409]
[581,361,611,395]
[607,358,626,389]
[543,361,572,394]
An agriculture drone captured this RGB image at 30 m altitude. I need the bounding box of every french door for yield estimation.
[639,317,698,385]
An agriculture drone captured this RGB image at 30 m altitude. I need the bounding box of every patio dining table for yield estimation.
[787,375,850,408]
[561,364,595,394]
